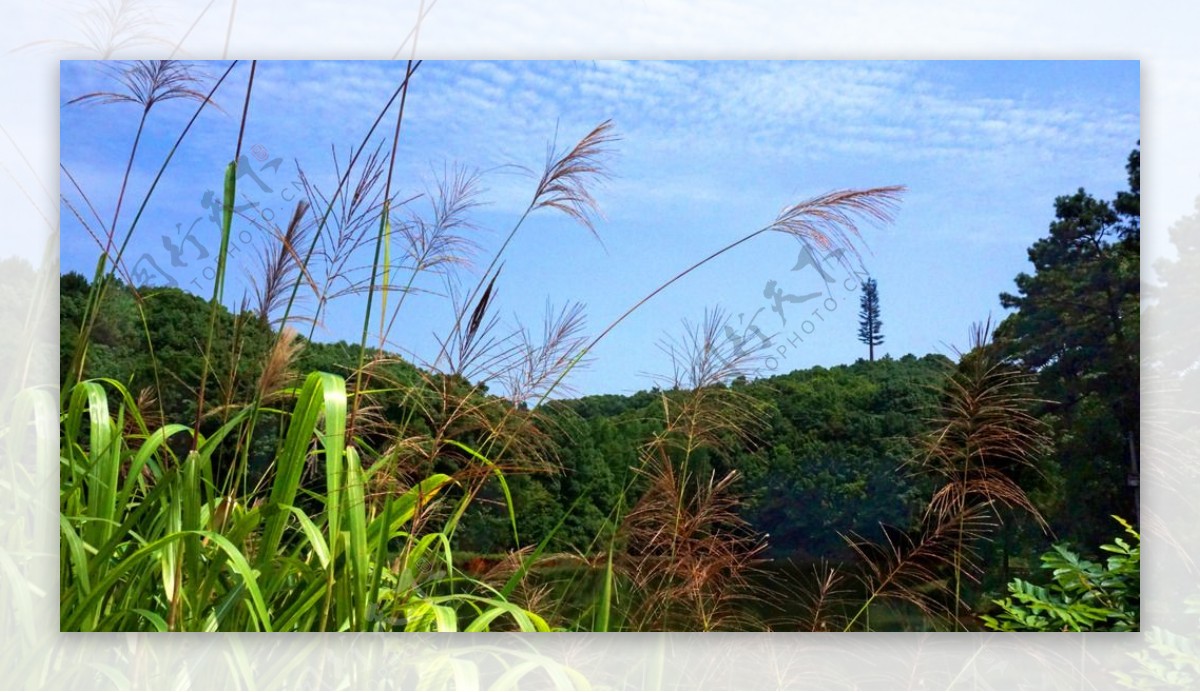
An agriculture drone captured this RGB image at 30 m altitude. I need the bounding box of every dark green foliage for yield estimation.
[511,397,657,552]
[522,355,950,559]
[997,146,1140,546]
[982,517,1139,632]
[60,273,273,424]
[58,275,955,562]
[737,355,948,558]
[857,277,884,361]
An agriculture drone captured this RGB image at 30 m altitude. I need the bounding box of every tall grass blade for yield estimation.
[258,371,346,567]
[380,204,391,341]
[597,538,615,633]
[215,159,236,302]
[366,474,454,544]
[63,530,272,632]
[345,446,370,629]
[117,424,187,510]
[67,381,120,549]
[282,505,331,569]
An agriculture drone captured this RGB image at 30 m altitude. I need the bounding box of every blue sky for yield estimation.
[60,60,1140,398]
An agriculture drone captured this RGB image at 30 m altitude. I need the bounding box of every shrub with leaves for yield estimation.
[981,516,1139,632]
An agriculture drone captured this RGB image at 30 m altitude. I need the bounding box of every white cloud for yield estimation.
[59,59,1139,290]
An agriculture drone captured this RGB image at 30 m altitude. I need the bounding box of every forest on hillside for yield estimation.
[61,277,953,560]
[59,60,1139,633]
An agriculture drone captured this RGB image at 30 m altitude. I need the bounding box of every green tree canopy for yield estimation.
[997,146,1140,543]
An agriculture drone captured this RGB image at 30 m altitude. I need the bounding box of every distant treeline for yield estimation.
[61,270,1130,565]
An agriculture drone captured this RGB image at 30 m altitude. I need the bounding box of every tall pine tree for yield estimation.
[857,277,883,361]
[997,146,1140,541]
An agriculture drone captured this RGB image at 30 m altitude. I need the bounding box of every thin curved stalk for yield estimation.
[192,60,256,451]
[349,59,416,439]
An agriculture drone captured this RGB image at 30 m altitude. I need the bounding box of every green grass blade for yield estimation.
[215,159,237,302]
[259,371,345,567]
[380,207,391,339]
[321,378,346,568]
[367,496,395,610]
[344,446,369,629]
[443,439,518,545]
[131,608,168,632]
[282,505,331,569]
[64,530,272,632]
[431,604,458,632]
[196,405,253,460]
[366,474,454,544]
[274,576,329,632]
[181,450,203,597]
[59,515,92,598]
[117,423,188,508]
[596,532,615,633]
[68,381,121,549]
[200,531,273,632]
[457,597,550,633]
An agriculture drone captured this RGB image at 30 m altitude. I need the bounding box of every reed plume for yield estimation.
[841,318,1053,630]
[248,200,315,326]
[530,119,619,239]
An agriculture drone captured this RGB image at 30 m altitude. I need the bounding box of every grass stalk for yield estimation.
[65,60,238,397]
[276,63,423,335]
[192,60,256,451]
[349,58,416,438]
